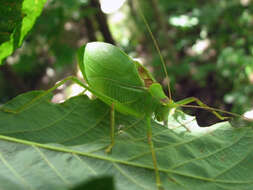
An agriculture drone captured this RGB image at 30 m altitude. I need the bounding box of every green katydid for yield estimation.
[1,8,250,190]
[80,41,242,190]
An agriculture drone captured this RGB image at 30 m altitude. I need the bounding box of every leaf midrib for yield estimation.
[0,135,252,185]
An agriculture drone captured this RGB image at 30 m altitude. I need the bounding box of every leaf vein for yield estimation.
[0,151,34,190]
[73,154,97,175]
[33,145,70,186]
[112,163,151,190]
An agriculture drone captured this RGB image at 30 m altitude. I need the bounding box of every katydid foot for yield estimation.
[105,143,114,154]
[158,184,164,190]
[105,104,115,154]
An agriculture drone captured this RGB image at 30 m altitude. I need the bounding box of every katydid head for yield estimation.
[154,105,170,122]
[153,95,178,122]
[148,83,178,122]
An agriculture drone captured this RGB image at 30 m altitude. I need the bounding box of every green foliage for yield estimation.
[218,47,253,113]
[0,0,93,103]
[0,91,253,189]
[0,0,47,64]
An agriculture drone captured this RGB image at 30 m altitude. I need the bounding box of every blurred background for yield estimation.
[0,0,253,126]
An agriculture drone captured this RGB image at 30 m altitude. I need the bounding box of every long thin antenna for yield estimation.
[138,6,172,100]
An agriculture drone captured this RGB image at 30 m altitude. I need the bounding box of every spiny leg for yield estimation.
[105,103,115,153]
[146,116,163,190]
[176,97,230,120]
[1,76,89,114]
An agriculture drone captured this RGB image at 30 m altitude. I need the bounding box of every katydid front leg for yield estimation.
[175,97,230,120]
[105,103,115,153]
[146,116,163,190]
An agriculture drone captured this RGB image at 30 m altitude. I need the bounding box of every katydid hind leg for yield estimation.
[146,116,163,190]
[105,103,115,153]
[1,76,89,114]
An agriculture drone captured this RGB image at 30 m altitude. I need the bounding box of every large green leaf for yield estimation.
[0,0,47,64]
[0,91,253,190]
